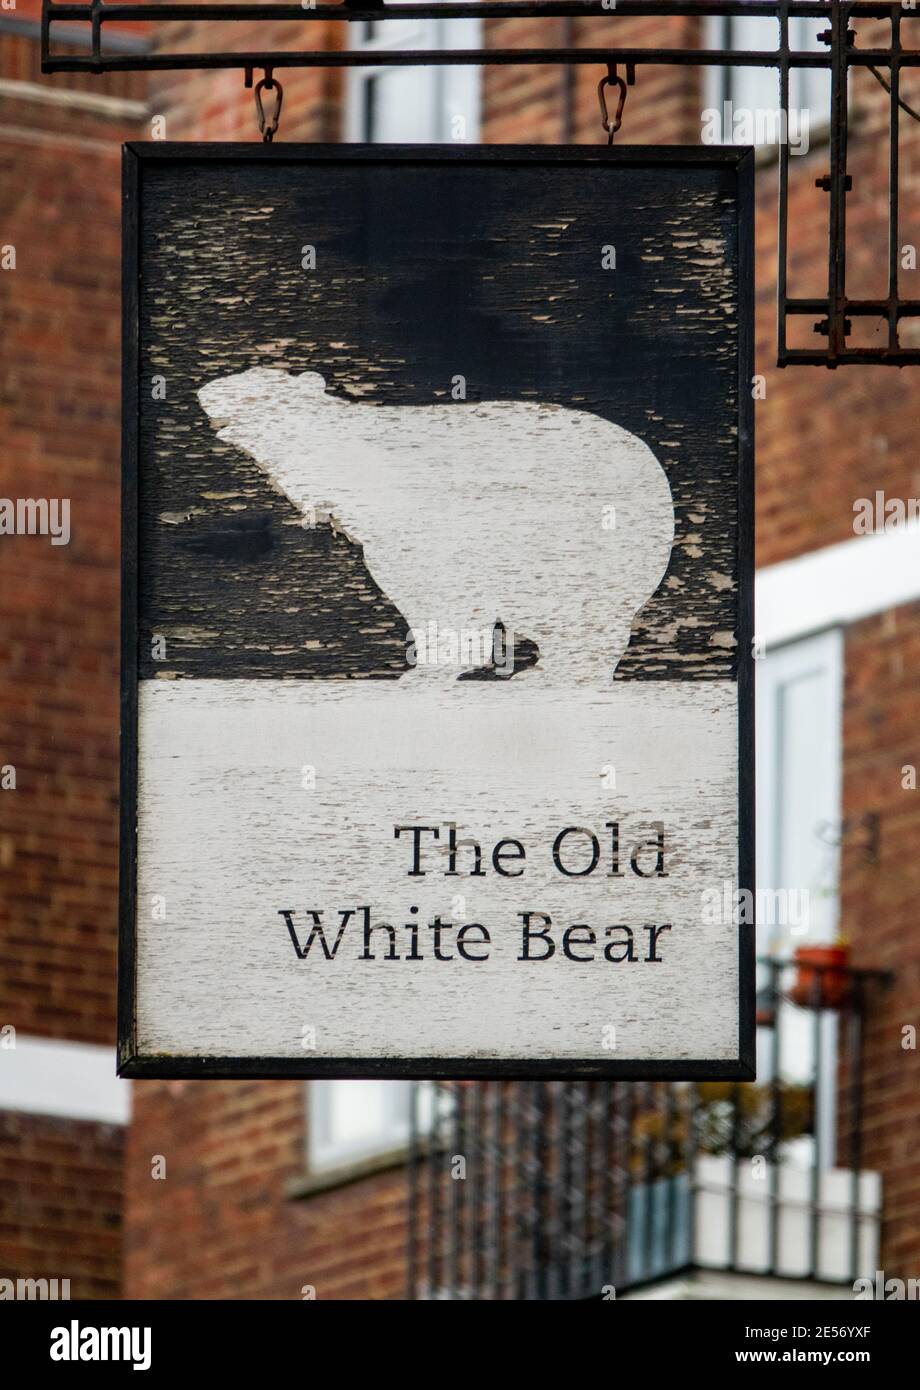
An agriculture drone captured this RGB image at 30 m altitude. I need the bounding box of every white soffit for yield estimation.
[757,519,920,648]
[0,1035,130,1124]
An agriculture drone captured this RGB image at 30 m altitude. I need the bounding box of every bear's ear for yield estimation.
[293,371,329,397]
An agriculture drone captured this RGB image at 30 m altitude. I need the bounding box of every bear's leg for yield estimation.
[513,617,618,690]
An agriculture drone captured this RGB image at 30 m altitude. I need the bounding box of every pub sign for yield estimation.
[119,145,754,1079]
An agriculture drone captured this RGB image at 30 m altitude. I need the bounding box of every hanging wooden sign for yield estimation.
[119,144,754,1079]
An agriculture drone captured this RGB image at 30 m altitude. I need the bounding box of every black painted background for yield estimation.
[136,151,747,681]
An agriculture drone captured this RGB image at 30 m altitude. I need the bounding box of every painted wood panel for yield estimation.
[120,146,754,1079]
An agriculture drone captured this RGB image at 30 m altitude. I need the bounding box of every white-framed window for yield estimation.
[755,628,843,1157]
[308,1080,412,1172]
[755,627,843,957]
[704,9,831,151]
[308,1079,438,1173]
[345,14,481,143]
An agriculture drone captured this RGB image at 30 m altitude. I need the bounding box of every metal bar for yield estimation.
[43,28,920,74]
[615,1082,633,1291]
[487,1082,502,1300]
[641,1082,655,1279]
[42,47,856,73]
[566,1081,583,1297]
[719,12,732,109]
[603,1082,617,1291]
[548,1084,564,1301]
[533,1080,548,1300]
[808,974,823,1279]
[728,1082,741,1270]
[469,1082,484,1297]
[510,1083,526,1300]
[768,960,782,1277]
[888,7,901,352]
[826,1,852,364]
[41,1,918,22]
[24,13,149,53]
[427,1084,444,1298]
[787,299,920,315]
[848,978,866,1282]
[521,1082,536,1300]
[777,0,790,362]
[686,1083,700,1276]
[576,1081,590,1296]
[407,1080,420,1299]
[90,0,101,66]
[784,348,920,364]
[663,1084,678,1271]
[498,1102,511,1301]
[559,14,575,144]
[40,0,51,65]
[557,1084,572,1299]
[453,1078,469,1295]
[589,1081,607,1295]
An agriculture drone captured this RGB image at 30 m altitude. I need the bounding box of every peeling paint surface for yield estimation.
[137,158,743,682]
[196,369,674,687]
[127,152,751,1072]
[136,681,739,1061]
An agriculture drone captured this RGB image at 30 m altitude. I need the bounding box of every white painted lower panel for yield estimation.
[135,679,739,1062]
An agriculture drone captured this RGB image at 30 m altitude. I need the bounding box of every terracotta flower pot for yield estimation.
[791,943,851,1010]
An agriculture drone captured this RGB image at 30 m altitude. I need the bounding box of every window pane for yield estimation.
[349,17,480,144]
[721,13,830,148]
[309,1079,416,1170]
[364,69,435,142]
[775,669,840,938]
[723,15,780,144]
[790,17,831,127]
[755,633,842,1133]
[327,1080,392,1148]
[756,635,842,952]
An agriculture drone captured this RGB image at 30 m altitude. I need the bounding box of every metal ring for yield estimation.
[598,72,628,145]
[254,74,284,143]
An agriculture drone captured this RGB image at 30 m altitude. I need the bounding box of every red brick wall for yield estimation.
[0,30,146,1302]
[754,47,920,568]
[842,602,920,1282]
[146,21,342,142]
[0,39,146,1043]
[0,1110,123,1299]
[483,14,703,145]
[124,1081,406,1300]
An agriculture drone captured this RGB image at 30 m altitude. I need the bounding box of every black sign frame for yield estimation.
[119,143,755,1081]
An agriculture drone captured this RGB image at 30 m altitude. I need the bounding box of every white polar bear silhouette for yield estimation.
[197,368,674,688]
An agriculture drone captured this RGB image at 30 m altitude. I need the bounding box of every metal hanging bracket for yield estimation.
[250,65,284,142]
[38,0,920,367]
[597,61,636,144]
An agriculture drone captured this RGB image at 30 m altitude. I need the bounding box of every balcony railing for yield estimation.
[407,958,890,1300]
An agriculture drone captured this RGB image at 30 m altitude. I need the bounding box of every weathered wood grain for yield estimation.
[136,157,742,681]
[124,149,752,1076]
[135,682,739,1062]
[196,371,675,687]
